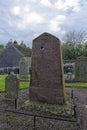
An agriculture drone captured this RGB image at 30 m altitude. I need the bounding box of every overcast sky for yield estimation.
[0,0,87,47]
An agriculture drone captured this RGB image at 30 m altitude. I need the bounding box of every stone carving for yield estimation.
[29,32,65,104]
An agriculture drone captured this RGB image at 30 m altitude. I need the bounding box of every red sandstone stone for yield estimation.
[29,32,65,104]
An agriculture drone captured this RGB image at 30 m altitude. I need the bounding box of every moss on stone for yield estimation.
[19,91,74,118]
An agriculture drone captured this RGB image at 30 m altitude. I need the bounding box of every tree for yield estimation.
[0,44,4,53]
[20,41,26,47]
[83,42,87,56]
[5,39,32,57]
[63,30,87,44]
[13,40,18,45]
[62,42,76,59]
[62,30,87,60]
[6,39,13,47]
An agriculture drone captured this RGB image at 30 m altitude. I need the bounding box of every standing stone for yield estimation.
[75,56,87,81]
[19,57,29,80]
[29,32,65,104]
[5,74,19,100]
[26,57,31,69]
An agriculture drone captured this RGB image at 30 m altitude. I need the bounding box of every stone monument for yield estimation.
[5,74,19,100]
[19,57,29,80]
[29,32,65,104]
[75,56,87,81]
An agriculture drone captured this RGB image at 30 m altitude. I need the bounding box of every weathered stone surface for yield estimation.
[29,32,65,104]
[5,74,19,100]
[19,57,29,80]
[26,57,31,69]
[75,56,87,81]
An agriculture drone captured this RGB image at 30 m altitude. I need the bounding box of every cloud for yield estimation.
[16,12,44,30]
[12,6,21,15]
[10,4,44,30]
[49,15,66,32]
[0,0,87,47]
[11,5,30,16]
[40,0,52,7]
[55,0,81,12]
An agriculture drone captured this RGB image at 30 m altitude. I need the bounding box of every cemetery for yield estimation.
[0,32,87,130]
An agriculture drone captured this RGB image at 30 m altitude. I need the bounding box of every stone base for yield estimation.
[29,87,65,105]
[19,91,74,118]
[20,75,28,80]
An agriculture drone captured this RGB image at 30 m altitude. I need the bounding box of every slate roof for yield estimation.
[0,45,24,68]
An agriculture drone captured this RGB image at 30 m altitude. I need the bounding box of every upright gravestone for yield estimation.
[5,74,19,100]
[26,57,31,69]
[19,57,29,80]
[29,32,65,104]
[75,56,87,81]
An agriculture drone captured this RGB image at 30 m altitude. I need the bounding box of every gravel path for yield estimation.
[0,88,87,130]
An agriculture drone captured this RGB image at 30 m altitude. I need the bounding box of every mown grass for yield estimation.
[0,74,87,92]
[20,81,29,89]
[65,82,87,88]
[0,74,29,92]
[64,74,87,88]
[0,74,7,91]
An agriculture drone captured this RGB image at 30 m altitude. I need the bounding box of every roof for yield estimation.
[0,45,24,68]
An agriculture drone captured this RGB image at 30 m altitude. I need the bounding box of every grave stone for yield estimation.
[65,72,73,81]
[26,57,31,69]
[29,32,65,104]
[5,74,19,100]
[19,57,29,80]
[75,56,87,81]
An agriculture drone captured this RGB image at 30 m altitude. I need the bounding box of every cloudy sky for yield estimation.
[0,0,87,47]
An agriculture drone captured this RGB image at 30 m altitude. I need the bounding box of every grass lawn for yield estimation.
[64,74,87,88]
[0,74,7,91]
[20,81,29,89]
[65,82,87,88]
[0,74,87,92]
[0,74,29,92]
